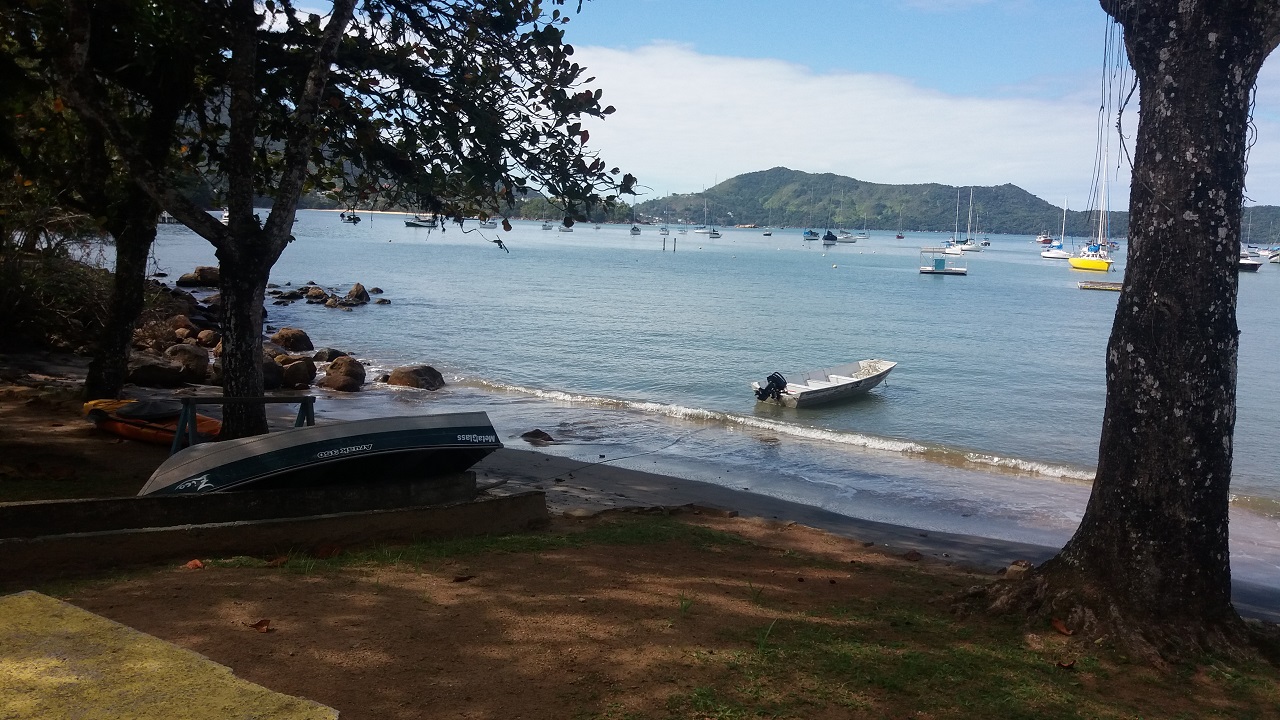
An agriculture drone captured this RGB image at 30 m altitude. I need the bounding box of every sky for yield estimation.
[555,0,1280,209]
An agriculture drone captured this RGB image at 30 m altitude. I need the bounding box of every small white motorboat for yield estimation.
[752,359,897,408]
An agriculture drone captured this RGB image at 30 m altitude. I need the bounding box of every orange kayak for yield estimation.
[83,399,221,445]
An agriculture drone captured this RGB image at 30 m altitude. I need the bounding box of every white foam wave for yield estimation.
[470,377,1104,481]
[962,452,1097,483]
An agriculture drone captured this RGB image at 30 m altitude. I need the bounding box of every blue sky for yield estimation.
[557,0,1280,207]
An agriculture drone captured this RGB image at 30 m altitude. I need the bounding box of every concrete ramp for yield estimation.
[0,591,337,719]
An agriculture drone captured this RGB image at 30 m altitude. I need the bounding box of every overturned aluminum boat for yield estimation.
[139,412,503,496]
[752,359,897,409]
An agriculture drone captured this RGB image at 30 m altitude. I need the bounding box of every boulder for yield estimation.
[276,289,304,301]
[196,329,221,347]
[324,298,338,308]
[262,359,284,390]
[164,344,210,382]
[312,347,349,362]
[280,357,317,388]
[174,327,192,341]
[521,429,555,444]
[344,282,370,304]
[126,352,188,388]
[261,341,288,360]
[369,287,384,294]
[175,266,220,288]
[306,286,329,301]
[387,365,445,391]
[167,314,197,333]
[201,293,222,315]
[270,327,314,351]
[374,298,391,305]
[316,355,365,392]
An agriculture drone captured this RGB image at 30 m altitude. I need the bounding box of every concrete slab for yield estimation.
[0,591,337,719]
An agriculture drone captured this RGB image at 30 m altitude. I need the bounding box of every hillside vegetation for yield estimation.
[631,167,1279,240]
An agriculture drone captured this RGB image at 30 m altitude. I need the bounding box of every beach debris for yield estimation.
[521,428,555,444]
[246,619,273,633]
[1056,658,1077,670]
[183,559,205,570]
[903,550,923,562]
[1051,618,1075,636]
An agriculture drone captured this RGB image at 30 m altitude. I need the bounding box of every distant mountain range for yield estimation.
[629,166,1276,243]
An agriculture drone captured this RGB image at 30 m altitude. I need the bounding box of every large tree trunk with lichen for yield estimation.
[84,188,159,400]
[977,1,1280,660]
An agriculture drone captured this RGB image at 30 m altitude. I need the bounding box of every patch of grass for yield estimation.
[258,516,751,573]
[677,593,694,619]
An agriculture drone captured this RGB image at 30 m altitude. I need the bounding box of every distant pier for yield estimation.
[1077,281,1123,291]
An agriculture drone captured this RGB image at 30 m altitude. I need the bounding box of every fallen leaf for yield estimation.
[247,619,272,633]
[1051,618,1074,636]
[314,544,342,559]
[266,556,289,568]
[183,559,204,570]
[452,575,475,583]
[1056,658,1077,669]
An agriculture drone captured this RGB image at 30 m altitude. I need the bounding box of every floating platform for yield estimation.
[1078,281,1122,291]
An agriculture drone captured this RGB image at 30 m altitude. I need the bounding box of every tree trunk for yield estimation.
[84,189,159,400]
[974,2,1280,661]
[215,246,270,438]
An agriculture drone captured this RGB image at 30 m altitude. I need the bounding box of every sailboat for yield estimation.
[1041,201,1072,259]
[959,190,981,251]
[944,190,964,255]
[629,205,641,235]
[1068,178,1115,271]
[853,212,869,241]
[895,208,905,239]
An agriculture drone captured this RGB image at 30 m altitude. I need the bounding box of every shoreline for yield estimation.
[3,350,1277,622]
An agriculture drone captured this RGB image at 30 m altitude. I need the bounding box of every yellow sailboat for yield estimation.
[1069,155,1116,272]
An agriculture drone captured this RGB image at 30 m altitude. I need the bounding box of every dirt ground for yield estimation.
[63,515,945,720]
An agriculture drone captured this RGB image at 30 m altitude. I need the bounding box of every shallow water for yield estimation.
[145,210,1280,585]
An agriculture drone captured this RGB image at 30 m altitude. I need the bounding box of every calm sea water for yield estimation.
[146,210,1280,584]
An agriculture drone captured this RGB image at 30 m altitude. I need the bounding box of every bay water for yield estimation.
[147,210,1280,585]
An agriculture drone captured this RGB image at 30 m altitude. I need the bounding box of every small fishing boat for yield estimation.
[138,412,503,496]
[404,214,436,228]
[541,220,554,230]
[557,225,573,232]
[1068,244,1113,271]
[477,219,498,229]
[822,229,838,246]
[630,225,641,236]
[802,229,820,241]
[752,359,897,409]
[1239,251,1263,272]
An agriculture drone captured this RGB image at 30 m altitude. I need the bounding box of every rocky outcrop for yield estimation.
[312,347,348,362]
[196,329,221,347]
[316,355,365,392]
[164,344,210,382]
[175,266,220,288]
[374,298,391,305]
[387,365,445,391]
[520,429,555,445]
[270,327,314,352]
[306,286,329,301]
[277,355,317,389]
[344,283,371,304]
[126,352,189,388]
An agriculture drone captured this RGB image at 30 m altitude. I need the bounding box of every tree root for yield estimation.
[955,568,1271,669]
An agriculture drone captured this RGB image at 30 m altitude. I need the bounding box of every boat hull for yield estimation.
[752,360,896,409]
[1068,257,1113,271]
[138,413,503,496]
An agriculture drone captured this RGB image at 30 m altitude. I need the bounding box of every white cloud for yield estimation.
[577,43,1121,206]
[574,43,1280,207]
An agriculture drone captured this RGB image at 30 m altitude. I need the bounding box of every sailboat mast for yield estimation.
[965,188,974,241]
[953,189,960,241]
[1060,200,1068,244]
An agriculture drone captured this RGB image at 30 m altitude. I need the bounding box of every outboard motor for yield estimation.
[755,372,787,401]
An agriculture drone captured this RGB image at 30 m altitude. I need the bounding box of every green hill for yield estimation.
[634,167,1131,238]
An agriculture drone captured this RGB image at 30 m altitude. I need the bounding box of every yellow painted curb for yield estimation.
[0,591,338,719]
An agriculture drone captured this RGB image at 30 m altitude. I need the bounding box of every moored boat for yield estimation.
[752,360,897,409]
[85,399,221,446]
[138,412,503,496]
